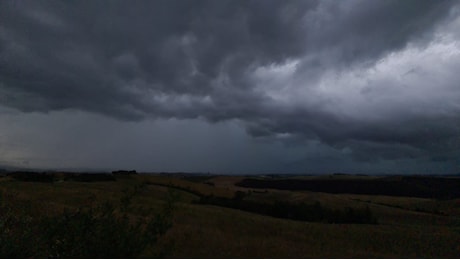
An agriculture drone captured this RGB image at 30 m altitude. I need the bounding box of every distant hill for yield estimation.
[7,171,116,182]
[112,170,137,175]
[236,176,460,199]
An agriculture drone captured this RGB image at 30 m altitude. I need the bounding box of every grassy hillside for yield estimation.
[1,173,459,258]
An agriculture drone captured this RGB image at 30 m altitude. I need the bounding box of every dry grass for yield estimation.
[1,174,460,258]
[139,175,235,198]
[156,202,460,258]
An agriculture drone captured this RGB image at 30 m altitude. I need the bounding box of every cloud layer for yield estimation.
[1,0,460,171]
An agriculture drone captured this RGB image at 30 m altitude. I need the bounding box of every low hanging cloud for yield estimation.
[1,0,460,166]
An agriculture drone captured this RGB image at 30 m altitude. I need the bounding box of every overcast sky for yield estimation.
[1,0,460,174]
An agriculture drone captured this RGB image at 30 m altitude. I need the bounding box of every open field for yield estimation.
[1,172,459,258]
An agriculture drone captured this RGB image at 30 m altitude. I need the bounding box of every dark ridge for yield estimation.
[235,176,460,199]
[112,170,137,175]
[8,172,55,182]
[7,171,116,182]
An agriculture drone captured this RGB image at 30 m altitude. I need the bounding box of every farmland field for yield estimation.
[1,172,459,258]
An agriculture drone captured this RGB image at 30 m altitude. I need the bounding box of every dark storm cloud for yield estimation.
[1,0,313,120]
[1,0,460,165]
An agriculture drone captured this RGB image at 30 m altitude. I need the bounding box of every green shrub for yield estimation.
[0,189,174,258]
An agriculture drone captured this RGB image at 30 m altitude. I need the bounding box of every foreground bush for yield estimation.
[0,190,174,258]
